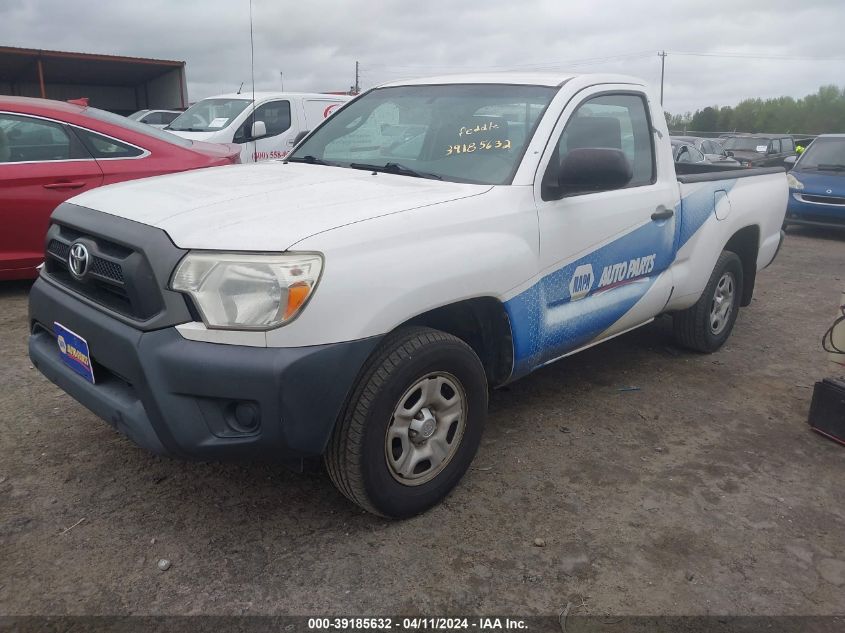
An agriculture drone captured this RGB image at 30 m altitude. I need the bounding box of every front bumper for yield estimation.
[786,192,845,228]
[29,277,380,462]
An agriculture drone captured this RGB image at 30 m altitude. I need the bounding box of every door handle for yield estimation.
[651,207,674,221]
[43,181,87,190]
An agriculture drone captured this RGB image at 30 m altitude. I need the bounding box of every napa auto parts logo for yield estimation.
[569,264,594,301]
[598,254,656,289]
[323,103,340,118]
[569,253,657,300]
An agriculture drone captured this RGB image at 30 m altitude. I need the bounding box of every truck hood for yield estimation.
[792,168,845,196]
[68,162,490,250]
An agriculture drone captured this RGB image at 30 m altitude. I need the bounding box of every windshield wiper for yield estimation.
[817,164,845,171]
[285,155,335,166]
[167,127,206,132]
[348,162,443,180]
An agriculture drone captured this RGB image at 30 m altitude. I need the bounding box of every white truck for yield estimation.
[165,91,349,163]
[29,73,787,518]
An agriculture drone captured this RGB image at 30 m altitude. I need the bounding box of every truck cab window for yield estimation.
[553,93,655,190]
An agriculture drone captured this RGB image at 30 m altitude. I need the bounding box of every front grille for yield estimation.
[44,225,163,320]
[799,194,845,206]
[41,204,194,331]
[47,240,125,284]
[89,255,124,283]
[48,239,69,260]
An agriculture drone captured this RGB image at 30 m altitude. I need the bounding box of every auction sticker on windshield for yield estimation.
[54,322,95,384]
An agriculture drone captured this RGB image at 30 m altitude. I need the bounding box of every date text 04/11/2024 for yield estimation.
[307,617,528,631]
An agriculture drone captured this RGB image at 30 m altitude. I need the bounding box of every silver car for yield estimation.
[672,136,738,164]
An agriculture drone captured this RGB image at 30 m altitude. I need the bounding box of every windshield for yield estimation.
[80,107,194,147]
[722,137,770,152]
[288,84,557,185]
[796,138,845,169]
[167,98,252,132]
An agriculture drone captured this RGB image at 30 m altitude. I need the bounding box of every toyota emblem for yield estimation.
[68,242,90,279]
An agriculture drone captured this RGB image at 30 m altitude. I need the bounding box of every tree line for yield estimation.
[665,85,845,135]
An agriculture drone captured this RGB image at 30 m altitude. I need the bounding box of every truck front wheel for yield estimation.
[672,250,744,353]
[325,327,488,518]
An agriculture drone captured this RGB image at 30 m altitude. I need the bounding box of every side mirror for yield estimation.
[557,148,632,194]
[251,120,267,139]
[725,150,734,157]
[783,155,797,169]
[293,130,309,145]
[768,146,778,155]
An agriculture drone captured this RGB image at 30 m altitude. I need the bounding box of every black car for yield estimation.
[721,134,797,167]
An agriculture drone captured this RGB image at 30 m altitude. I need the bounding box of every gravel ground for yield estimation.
[1,227,844,617]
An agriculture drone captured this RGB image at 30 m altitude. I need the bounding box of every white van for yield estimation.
[165,92,350,163]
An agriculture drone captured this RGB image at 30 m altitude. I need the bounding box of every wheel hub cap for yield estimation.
[410,408,437,441]
[710,272,735,335]
[385,372,467,486]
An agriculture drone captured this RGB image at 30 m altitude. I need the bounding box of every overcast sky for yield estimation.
[2,0,844,114]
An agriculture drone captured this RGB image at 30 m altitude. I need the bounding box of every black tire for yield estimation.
[672,250,744,353]
[325,327,488,518]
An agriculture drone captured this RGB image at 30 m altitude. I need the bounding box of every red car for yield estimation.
[0,97,240,280]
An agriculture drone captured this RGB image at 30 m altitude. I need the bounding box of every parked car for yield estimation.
[721,133,797,167]
[0,96,240,280]
[671,139,708,164]
[165,92,351,163]
[28,73,787,517]
[672,136,738,164]
[784,134,845,229]
[127,109,182,129]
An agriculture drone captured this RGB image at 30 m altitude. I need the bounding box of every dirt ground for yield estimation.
[1,227,844,618]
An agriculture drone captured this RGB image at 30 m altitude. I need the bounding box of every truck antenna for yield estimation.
[249,0,256,105]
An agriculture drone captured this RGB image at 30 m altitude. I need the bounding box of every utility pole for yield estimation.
[658,51,667,106]
[354,61,360,95]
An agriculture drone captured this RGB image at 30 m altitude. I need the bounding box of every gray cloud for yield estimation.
[2,0,843,114]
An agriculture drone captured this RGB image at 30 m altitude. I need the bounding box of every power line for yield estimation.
[365,50,654,72]
[670,50,845,62]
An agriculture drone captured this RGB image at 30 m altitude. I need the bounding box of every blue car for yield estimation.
[785,134,845,229]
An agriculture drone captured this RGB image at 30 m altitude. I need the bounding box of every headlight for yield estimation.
[171,252,323,330]
[786,173,804,191]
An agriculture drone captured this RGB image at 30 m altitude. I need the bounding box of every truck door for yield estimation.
[234,99,294,162]
[525,88,678,369]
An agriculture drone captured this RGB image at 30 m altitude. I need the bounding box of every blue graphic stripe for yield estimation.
[504,180,736,380]
[677,179,735,248]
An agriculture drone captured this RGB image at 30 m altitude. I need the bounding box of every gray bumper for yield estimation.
[29,277,380,462]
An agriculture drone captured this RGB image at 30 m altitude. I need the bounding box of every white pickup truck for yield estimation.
[29,73,787,518]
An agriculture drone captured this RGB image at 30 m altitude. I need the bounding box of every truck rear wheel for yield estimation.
[672,250,744,353]
[325,327,488,518]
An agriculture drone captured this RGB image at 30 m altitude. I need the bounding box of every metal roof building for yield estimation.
[0,46,188,114]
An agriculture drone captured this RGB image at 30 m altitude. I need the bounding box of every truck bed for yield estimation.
[675,164,785,183]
